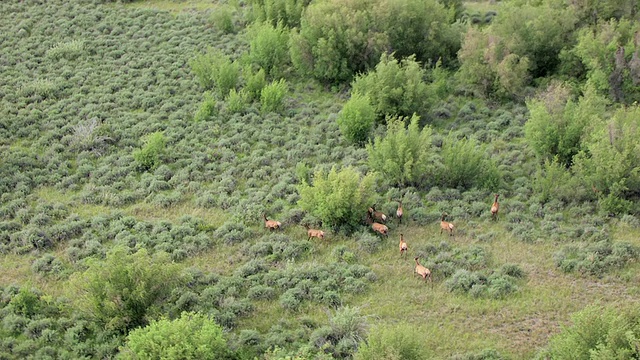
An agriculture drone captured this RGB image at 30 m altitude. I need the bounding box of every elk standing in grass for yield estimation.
[414,257,432,284]
[395,200,404,225]
[304,224,325,241]
[368,205,387,223]
[440,212,454,237]
[399,233,408,258]
[491,194,500,221]
[366,209,388,238]
[263,214,281,231]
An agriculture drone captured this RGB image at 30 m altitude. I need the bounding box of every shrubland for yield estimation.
[1,0,640,359]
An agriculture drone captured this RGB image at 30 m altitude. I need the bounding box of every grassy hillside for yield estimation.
[1,0,640,359]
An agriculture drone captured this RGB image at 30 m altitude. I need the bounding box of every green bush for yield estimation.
[133,131,165,172]
[532,157,587,203]
[209,5,236,34]
[72,246,180,333]
[336,92,376,145]
[351,53,431,120]
[554,240,639,276]
[194,92,218,122]
[243,66,267,101]
[371,0,460,66]
[226,89,250,114]
[355,323,428,360]
[438,134,501,191]
[260,79,288,114]
[310,306,368,359]
[289,0,387,83]
[46,40,84,61]
[189,50,240,96]
[540,305,640,360]
[119,312,235,360]
[572,18,640,104]
[573,105,640,214]
[366,114,435,187]
[524,83,608,166]
[297,166,376,233]
[248,0,311,28]
[248,21,290,78]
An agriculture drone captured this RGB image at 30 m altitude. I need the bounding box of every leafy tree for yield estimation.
[297,166,376,232]
[133,131,166,172]
[569,0,639,27]
[524,82,608,166]
[119,312,236,360]
[573,105,640,214]
[248,21,290,78]
[289,0,387,83]
[371,0,460,66]
[351,53,431,120]
[572,18,640,104]
[336,92,376,145]
[366,114,435,187]
[457,2,576,97]
[72,246,180,333]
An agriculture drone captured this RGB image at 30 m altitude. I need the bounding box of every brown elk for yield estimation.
[414,257,432,284]
[399,233,408,258]
[395,200,404,225]
[366,209,388,237]
[440,212,454,237]
[263,214,281,231]
[304,224,325,241]
[491,194,500,221]
[368,205,387,223]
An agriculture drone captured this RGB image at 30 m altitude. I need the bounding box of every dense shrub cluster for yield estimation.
[540,305,640,359]
[554,240,639,276]
[0,285,121,359]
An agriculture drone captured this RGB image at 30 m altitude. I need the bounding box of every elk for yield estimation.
[399,233,408,258]
[304,224,325,241]
[395,199,404,225]
[366,209,389,237]
[491,194,500,221]
[414,257,432,284]
[368,205,387,223]
[440,212,454,237]
[263,214,281,231]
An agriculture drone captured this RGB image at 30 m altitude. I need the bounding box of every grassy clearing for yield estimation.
[124,0,222,13]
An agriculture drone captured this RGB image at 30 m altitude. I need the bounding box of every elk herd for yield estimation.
[263,194,500,284]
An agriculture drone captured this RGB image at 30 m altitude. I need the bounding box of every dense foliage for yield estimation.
[1,0,640,358]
